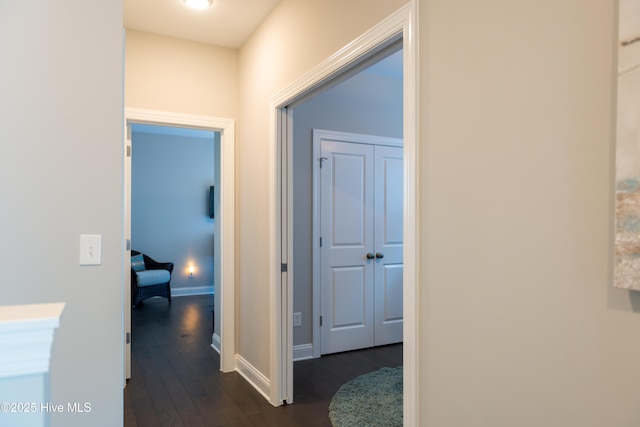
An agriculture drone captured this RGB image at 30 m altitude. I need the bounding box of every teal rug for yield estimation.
[328,366,403,427]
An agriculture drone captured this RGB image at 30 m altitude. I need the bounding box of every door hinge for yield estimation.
[125,332,131,344]
[319,157,327,168]
[281,263,288,273]
[320,316,323,327]
[319,237,323,247]
[127,145,131,157]
[126,239,131,251]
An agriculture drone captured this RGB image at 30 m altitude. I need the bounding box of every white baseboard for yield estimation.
[211,333,221,354]
[293,343,315,361]
[235,355,270,402]
[172,286,214,297]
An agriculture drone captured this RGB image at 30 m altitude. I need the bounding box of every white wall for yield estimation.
[125,30,238,118]
[131,127,217,293]
[420,0,640,425]
[1,2,123,426]
[292,67,403,346]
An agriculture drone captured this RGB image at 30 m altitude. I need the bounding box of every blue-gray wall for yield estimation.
[131,126,218,293]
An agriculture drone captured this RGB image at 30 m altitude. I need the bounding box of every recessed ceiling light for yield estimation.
[183,0,212,10]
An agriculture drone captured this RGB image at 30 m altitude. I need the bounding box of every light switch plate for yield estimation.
[80,235,102,266]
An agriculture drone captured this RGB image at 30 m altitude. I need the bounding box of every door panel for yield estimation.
[375,263,404,342]
[383,264,404,320]
[380,152,404,245]
[332,153,368,247]
[320,141,374,354]
[331,266,367,328]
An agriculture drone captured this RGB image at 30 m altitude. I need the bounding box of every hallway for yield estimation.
[124,295,402,426]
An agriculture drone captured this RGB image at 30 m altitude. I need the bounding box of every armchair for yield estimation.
[131,250,173,308]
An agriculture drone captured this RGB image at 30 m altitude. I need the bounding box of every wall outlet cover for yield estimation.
[293,312,302,327]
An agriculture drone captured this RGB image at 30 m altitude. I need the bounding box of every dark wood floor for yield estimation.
[124,294,402,426]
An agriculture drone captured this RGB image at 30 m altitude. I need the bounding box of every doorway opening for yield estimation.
[269,4,418,423]
[288,44,403,385]
[123,108,236,383]
[286,44,404,362]
[130,123,218,300]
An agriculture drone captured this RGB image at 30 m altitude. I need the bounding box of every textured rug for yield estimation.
[328,366,403,427]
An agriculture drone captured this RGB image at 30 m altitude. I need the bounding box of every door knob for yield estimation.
[366,252,375,260]
[375,252,384,259]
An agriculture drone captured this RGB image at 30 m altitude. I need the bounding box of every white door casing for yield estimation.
[316,130,403,355]
[123,108,236,376]
[124,123,132,384]
[271,5,418,421]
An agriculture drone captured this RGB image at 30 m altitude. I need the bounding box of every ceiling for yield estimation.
[124,0,282,48]
[124,0,403,80]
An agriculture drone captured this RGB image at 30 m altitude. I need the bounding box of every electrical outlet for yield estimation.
[293,312,302,327]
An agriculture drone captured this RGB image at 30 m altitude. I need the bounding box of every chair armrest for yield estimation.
[142,254,174,273]
[159,262,174,274]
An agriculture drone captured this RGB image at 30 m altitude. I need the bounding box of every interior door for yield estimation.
[320,140,375,354]
[373,145,403,346]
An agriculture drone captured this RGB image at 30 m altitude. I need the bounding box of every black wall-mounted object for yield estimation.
[209,186,215,218]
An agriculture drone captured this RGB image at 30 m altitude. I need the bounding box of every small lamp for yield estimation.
[189,265,195,277]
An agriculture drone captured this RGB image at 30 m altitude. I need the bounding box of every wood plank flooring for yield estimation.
[124,294,402,426]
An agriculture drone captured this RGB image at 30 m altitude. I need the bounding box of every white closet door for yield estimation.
[318,134,403,355]
[320,140,375,354]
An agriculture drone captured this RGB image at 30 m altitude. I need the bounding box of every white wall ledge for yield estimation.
[0,303,65,378]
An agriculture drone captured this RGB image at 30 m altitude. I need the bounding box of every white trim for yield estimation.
[236,355,271,401]
[270,11,407,107]
[292,344,315,362]
[269,3,420,424]
[0,303,65,378]
[171,286,214,297]
[211,333,221,354]
[313,128,403,147]
[124,108,236,374]
[124,117,132,386]
[125,108,233,131]
[269,106,282,405]
[312,130,403,358]
[401,3,420,425]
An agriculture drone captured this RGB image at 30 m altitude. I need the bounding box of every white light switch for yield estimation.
[80,235,102,266]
